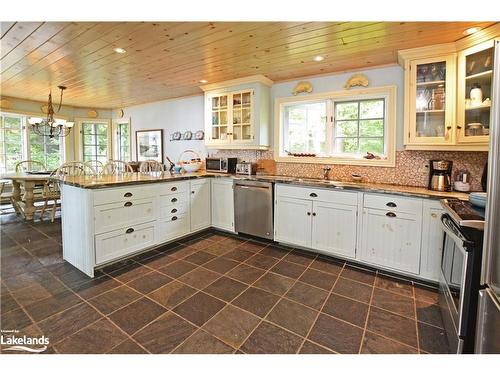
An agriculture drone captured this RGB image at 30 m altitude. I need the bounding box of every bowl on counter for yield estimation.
[182,162,202,173]
[469,192,487,208]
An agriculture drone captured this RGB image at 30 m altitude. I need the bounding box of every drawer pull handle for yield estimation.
[124,201,133,207]
[126,228,134,234]
[124,192,133,197]
[172,216,178,221]
[386,202,397,208]
[171,208,177,213]
[171,198,178,203]
[309,193,318,197]
[171,187,177,191]
[312,212,316,216]
[386,212,396,218]
[307,212,311,216]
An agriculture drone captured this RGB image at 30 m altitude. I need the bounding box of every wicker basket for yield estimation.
[179,149,203,172]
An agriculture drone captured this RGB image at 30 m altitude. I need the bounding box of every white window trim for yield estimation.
[74,118,112,162]
[112,118,131,161]
[274,85,397,167]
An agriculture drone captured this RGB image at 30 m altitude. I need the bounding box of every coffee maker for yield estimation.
[429,160,453,191]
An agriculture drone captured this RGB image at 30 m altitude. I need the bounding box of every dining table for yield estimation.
[0,172,52,220]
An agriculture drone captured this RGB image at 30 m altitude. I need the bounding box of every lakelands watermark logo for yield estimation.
[1,330,49,353]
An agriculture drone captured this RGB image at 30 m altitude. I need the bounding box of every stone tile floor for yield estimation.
[0,212,448,354]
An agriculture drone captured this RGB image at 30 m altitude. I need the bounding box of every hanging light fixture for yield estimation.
[28,85,74,138]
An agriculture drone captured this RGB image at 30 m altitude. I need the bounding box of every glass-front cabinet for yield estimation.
[456,40,495,144]
[210,94,229,141]
[408,55,456,144]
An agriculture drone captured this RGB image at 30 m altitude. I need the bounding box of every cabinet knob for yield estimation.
[431,213,437,218]
[386,212,397,218]
[309,193,318,198]
[171,186,177,191]
[191,191,195,194]
[312,212,317,216]
[457,125,463,130]
[386,202,397,208]
[126,228,134,234]
[171,197,178,203]
[307,212,311,216]
[124,201,133,207]
[124,192,133,197]
[172,216,178,221]
[446,126,452,130]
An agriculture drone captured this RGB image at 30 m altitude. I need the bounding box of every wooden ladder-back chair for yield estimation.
[102,160,134,175]
[15,160,46,173]
[139,160,164,172]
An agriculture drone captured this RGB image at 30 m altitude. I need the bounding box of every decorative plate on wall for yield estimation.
[195,130,204,140]
[171,131,181,141]
[183,131,193,140]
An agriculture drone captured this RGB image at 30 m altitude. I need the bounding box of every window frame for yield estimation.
[74,118,112,165]
[112,118,131,161]
[274,86,397,167]
[0,110,68,173]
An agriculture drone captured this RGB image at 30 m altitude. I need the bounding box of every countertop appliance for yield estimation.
[205,157,237,173]
[234,180,273,240]
[429,160,452,191]
[475,39,500,354]
[235,162,257,176]
[439,199,485,353]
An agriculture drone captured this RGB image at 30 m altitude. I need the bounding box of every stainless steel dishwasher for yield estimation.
[234,180,274,240]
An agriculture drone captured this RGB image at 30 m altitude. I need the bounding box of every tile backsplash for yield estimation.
[210,150,488,191]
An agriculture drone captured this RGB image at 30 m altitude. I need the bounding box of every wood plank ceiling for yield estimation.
[0,21,496,109]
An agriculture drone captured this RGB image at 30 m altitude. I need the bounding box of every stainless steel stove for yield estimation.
[438,198,485,353]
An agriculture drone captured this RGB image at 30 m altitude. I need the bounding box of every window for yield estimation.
[0,112,66,173]
[0,114,24,174]
[276,86,396,167]
[81,120,110,170]
[114,120,131,161]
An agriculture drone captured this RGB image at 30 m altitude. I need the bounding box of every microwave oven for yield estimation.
[205,157,238,173]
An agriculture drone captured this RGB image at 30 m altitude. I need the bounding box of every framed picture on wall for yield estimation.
[136,129,163,163]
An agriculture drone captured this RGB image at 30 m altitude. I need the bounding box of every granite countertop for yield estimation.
[57,171,469,200]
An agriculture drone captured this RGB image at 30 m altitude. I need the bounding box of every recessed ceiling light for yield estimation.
[199,79,208,84]
[463,27,482,35]
[113,47,126,54]
[313,55,324,62]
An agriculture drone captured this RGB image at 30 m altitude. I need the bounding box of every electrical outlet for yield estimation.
[419,162,430,174]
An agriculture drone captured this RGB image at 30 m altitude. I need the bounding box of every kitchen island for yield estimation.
[58,171,468,278]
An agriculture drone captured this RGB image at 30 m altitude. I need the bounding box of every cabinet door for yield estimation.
[158,214,190,243]
[208,94,229,143]
[456,40,494,144]
[420,202,445,282]
[230,90,254,144]
[211,179,234,231]
[360,208,422,274]
[275,197,312,248]
[190,179,211,232]
[408,55,456,145]
[311,201,357,259]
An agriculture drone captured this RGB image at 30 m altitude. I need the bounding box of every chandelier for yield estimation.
[28,85,74,138]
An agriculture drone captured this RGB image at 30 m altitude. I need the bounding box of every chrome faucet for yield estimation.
[323,166,332,180]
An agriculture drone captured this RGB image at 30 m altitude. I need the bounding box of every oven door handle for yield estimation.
[440,214,470,255]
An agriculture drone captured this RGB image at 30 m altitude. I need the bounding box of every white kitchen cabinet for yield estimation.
[94,198,156,235]
[420,200,445,282]
[274,184,359,259]
[201,75,272,150]
[359,195,423,275]
[158,214,190,243]
[275,196,312,248]
[311,200,357,259]
[211,178,235,232]
[190,179,211,232]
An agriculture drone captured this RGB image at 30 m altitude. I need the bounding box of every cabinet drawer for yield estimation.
[159,200,188,218]
[94,198,155,234]
[95,222,156,265]
[363,193,422,214]
[276,184,358,205]
[158,214,190,242]
[158,192,188,207]
[157,181,188,196]
[93,185,156,206]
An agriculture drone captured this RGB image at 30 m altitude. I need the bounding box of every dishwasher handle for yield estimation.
[235,183,270,190]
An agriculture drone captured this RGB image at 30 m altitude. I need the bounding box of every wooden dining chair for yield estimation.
[84,160,104,174]
[102,160,134,175]
[0,179,15,215]
[39,162,96,222]
[15,160,46,173]
[139,160,164,172]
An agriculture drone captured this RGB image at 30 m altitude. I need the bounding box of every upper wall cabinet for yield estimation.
[201,75,273,150]
[398,33,499,151]
[456,40,495,144]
